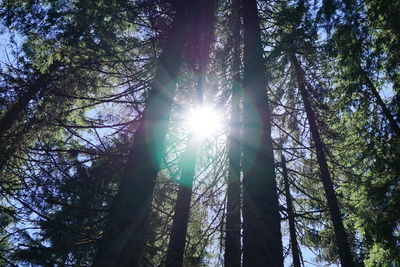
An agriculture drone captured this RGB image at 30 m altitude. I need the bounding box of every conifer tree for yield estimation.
[281,155,301,267]
[224,1,242,265]
[93,2,191,265]
[1,0,400,266]
[290,53,354,266]
[241,0,283,266]
[165,140,198,267]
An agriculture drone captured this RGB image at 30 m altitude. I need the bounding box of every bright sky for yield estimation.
[185,105,223,140]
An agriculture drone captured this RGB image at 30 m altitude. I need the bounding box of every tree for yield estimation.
[93,1,191,266]
[165,140,198,267]
[320,0,400,263]
[281,155,301,267]
[0,0,142,171]
[241,0,283,266]
[166,1,215,265]
[1,0,399,266]
[290,52,354,266]
[224,0,242,265]
[12,152,121,266]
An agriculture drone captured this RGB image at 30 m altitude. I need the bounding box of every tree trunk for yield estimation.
[281,155,301,267]
[290,53,354,267]
[165,140,197,267]
[92,3,189,266]
[165,2,215,263]
[241,0,284,266]
[224,0,242,265]
[191,0,215,103]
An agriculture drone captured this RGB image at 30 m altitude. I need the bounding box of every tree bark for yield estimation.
[224,0,242,265]
[241,0,284,266]
[290,53,354,267]
[92,3,189,266]
[281,155,301,267]
[165,140,197,267]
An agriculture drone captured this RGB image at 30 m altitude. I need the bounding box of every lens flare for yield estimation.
[185,105,222,140]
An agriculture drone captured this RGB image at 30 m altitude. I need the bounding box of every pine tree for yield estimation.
[281,155,301,267]
[241,0,283,266]
[290,52,354,266]
[93,2,191,265]
[224,0,242,266]
[165,140,198,267]
[1,0,400,265]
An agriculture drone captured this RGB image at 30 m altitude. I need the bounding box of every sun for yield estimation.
[185,105,222,140]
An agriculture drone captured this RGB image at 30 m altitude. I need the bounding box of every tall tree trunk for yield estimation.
[188,0,215,103]
[166,2,214,263]
[224,86,242,267]
[241,0,283,266]
[290,53,354,267]
[281,155,301,267]
[224,0,242,265]
[165,140,197,267]
[361,70,400,135]
[92,3,189,266]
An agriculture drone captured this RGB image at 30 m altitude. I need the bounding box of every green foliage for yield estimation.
[1,0,399,265]
[11,151,122,265]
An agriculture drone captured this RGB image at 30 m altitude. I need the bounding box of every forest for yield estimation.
[0,0,399,266]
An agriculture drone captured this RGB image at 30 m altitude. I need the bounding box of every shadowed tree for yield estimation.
[165,139,198,267]
[165,2,215,265]
[281,154,301,267]
[289,52,354,266]
[224,0,242,266]
[241,0,283,266]
[92,1,191,266]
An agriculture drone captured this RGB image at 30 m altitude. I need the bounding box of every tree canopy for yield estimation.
[0,0,399,266]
